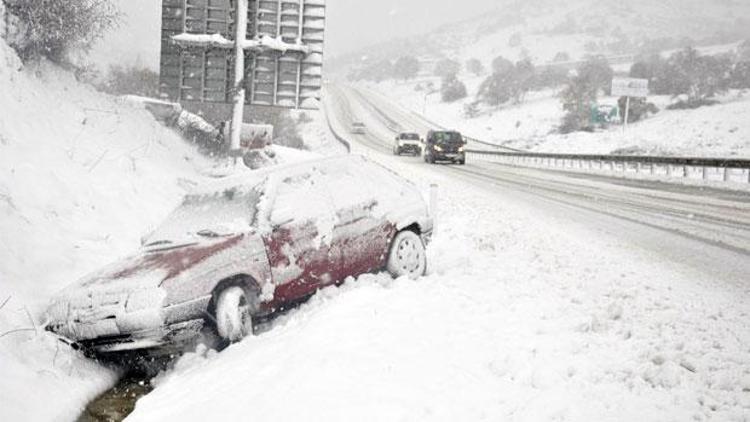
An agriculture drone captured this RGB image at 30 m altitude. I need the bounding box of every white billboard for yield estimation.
[611,77,649,98]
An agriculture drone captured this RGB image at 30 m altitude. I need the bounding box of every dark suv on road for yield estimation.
[424,130,466,165]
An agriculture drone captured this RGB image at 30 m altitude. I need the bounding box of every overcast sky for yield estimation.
[91,0,497,71]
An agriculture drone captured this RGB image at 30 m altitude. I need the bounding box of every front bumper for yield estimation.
[46,292,211,355]
[433,152,465,161]
[398,143,421,153]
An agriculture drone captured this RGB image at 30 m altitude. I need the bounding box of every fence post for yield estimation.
[723,167,730,182]
[702,167,708,180]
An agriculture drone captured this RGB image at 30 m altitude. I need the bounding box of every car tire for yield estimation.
[214,286,256,343]
[386,230,427,280]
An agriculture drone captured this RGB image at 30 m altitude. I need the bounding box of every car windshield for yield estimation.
[144,187,260,246]
[432,132,463,143]
[401,133,419,140]
[353,122,365,127]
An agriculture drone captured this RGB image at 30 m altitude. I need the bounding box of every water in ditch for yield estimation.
[77,374,153,422]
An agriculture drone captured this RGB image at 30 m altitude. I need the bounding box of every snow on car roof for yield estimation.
[190,155,370,197]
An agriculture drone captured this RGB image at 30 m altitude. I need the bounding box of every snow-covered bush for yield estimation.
[617,96,659,123]
[393,56,419,80]
[440,74,467,103]
[478,57,537,106]
[466,58,484,76]
[100,64,159,97]
[632,48,733,106]
[4,0,118,63]
[433,58,460,79]
[661,47,731,106]
[559,57,613,133]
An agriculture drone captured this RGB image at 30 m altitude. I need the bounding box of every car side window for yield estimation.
[268,169,335,229]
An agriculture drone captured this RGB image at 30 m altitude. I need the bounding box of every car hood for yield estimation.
[61,235,245,296]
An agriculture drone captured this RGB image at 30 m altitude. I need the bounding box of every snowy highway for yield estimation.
[328,84,750,287]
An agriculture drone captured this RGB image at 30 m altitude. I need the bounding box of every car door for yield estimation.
[325,161,395,280]
[262,169,341,304]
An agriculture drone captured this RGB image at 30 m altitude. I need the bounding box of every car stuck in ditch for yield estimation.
[45,156,434,356]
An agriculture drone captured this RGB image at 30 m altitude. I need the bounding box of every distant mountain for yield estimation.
[329,0,750,76]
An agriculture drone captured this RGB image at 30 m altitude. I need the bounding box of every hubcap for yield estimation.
[397,238,422,274]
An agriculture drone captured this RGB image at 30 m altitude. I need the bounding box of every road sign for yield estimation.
[611,77,649,98]
[159,0,326,110]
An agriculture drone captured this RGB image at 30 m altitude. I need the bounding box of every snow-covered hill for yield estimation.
[331,0,750,74]
[0,35,215,420]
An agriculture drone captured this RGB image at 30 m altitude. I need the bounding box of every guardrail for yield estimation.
[466,150,750,184]
[323,102,352,153]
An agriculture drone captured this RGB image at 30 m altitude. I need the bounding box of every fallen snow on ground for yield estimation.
[363,79,750,158]
[290,107,349,155]
[127,111,750,421]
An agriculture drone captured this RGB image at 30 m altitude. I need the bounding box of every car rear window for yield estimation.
[401,133,419,140]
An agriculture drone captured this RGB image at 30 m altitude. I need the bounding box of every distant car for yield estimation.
[45,156,433,356]
[393,132,422,156]
[351,121,367,134]
[424,130,466,165]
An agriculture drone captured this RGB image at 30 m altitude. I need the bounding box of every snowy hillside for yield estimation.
[330,0,750,77]
[361,81,750,158]
[0,35,214,420]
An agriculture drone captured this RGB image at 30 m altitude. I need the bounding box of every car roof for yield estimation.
[190,155,370,197]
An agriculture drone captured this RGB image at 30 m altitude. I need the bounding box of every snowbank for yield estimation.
[0,36,211,421]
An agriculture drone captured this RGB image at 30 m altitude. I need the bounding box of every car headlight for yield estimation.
[434,145,443,152]
[459,146,465,152]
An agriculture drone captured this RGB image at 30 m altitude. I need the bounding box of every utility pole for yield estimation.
[623,95,631,133]
[229,0,249,155]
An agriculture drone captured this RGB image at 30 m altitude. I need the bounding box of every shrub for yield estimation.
[617,97,659,123]
[478,57,537,106]
[559,57,612,133]
[577,55,613,95]
[5,0,119,63]
[440,75,467,103]
[463,102,480,118]
[466,58,484,76]
[434,58,461,79]
[663,47,731,105]
[393,56,420,80]
[534,67,569,89]
[730,61,750,89]
[739,40,750,62]
[100,65,159,97]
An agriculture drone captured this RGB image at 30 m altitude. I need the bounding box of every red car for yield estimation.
[45,156,433,355]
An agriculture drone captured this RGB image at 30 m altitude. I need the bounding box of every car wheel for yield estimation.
[215,286,256,343]
[386,230,427,280]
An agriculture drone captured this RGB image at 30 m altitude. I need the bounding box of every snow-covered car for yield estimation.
[424,130,466,165]
[393,132,422,156]
[350,121,367,134]
[45,156,433,356]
